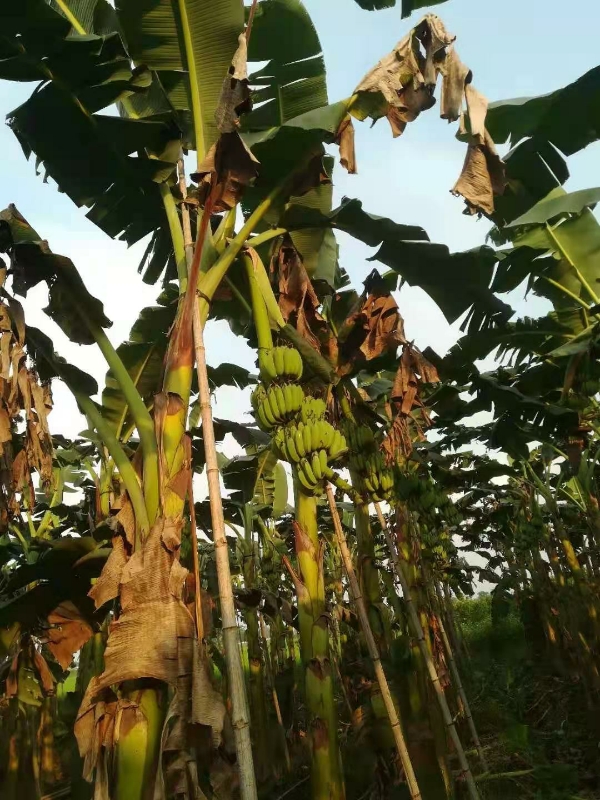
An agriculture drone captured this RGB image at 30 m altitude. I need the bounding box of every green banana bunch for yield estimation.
[273,417,348,496]
[252,383,304,430]
[345,423,375,452]
[258,346,303,384]
[350,446,395,502]
[299,396,327,424]
[276,421,346,463]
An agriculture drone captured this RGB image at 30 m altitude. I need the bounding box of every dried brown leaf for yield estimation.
[88,534,129,609]
[46,601,93,671]
[465,84,488,141]
[116,498,136,547]
[339,277,405,372]
[354,15,454,137]
[192,132,259,213]
[12,448,34,508]
[215,33,252,134]
[452,129,505,216]
[276,239,333,356]
[76,517,225,793]
[383,345,438,462]
[440,46,471,122]
[33,649,55,695]
[0,407,11,447]
[336,115,357,174]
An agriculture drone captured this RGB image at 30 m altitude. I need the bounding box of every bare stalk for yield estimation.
[179,162,258,800]
[326,485,422,800]
[374,503,481,800]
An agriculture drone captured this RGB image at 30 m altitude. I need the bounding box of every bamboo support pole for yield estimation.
[179,161,258,800]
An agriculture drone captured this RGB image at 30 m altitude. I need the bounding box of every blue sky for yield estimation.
[0,0,599,445]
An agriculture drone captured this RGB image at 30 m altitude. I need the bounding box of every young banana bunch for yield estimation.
[258,345,303,385]
[273,397,348,496]
[251,345,305,430]
[251,345,348,495]
[345,424,394,503]
[251,382,304,429]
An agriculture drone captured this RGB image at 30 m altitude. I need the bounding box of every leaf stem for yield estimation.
[160,183,188,293]
[90,325,159,523]
[54,0,86,34]
[242,254,273,351]
[177,0,205,166]
[546,222,600,305]
[248,228,287,249]
[79,395,150,544]
[541,276,592,312]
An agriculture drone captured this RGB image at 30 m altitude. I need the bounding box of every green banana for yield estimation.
[275,386,287,419]
[286,430,300,462]
[319,449,328,476]
[294,426,306,458]
[328,430,341,458]
[259,349,277,383]
[310,420,320,452]
[283,384,293,414]
[274,433,289,461]
[311,452,323,481]
[251,384,266,411]
[291,348,303,379]
[301,457,317,485]
[296,464,314,493]
[321,422,334,449]
[256,404,272,431]
[268,388,282,422]
[273,346,285,377]
[303,423,312,455]
[282,347,295,378]
[260,399,276,427]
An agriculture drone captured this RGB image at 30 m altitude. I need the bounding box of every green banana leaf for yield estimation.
[221,446,287,515]
[245,0,327,129]
[115,0,243,156]
[507,187,600,228]
[0,205,112,346]
[50,0,117,34]
[351,0,449,16]
[486,65,600,157]
[25,326,99,397]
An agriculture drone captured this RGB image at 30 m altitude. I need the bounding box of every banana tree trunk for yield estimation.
[326,486,422,800]
[433,582,487,772]
[353,492,388,654]
[259,613,292,774]
[244,608,270,778]
[287,486,345,800]
[375,504,482,800]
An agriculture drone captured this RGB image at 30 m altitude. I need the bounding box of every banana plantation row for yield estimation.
[0,1,599,799]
